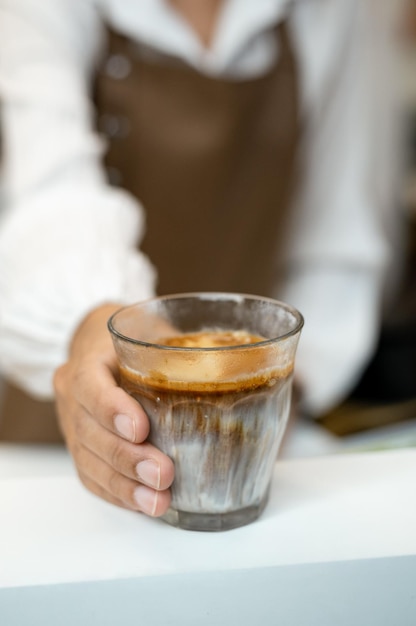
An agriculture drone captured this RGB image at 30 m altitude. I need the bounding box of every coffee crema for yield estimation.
[158,329,266,348]
[120,329,293,392]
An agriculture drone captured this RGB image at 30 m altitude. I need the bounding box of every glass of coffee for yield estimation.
[108,293,303,531]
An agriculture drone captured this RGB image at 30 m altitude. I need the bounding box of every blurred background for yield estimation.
[0,0,415,453]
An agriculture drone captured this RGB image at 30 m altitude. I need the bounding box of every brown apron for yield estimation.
[0,21,300,442]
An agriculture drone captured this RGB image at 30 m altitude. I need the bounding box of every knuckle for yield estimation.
[74,415,87,440]
[72,363,89,389]
[53,364,67,396]
[68,442,87,476]
[109,438,128,472]
[70,441,82,463]
[107,468,121,496]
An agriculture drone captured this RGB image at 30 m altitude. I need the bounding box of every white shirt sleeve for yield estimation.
[279,0,402,416]
[0,0,157,399]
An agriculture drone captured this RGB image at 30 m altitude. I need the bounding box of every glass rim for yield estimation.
[108,292,304,352]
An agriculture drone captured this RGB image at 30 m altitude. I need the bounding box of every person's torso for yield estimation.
[95,19,300,296]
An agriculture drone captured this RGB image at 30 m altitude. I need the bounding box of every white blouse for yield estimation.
[0,0,401,415]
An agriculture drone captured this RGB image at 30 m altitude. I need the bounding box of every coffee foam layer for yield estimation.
[158,330,265,348]
[120,330,294,392]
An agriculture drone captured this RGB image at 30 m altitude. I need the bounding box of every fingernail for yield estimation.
[136,460,161,489]
[114,414,135,441]
[134,485,158,516]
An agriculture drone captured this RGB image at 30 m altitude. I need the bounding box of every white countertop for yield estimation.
[0,444,415,587]
[1,439,416,625]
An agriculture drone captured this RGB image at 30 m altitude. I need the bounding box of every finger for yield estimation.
[78,471,136,512]
[77,412,175,490]
[58,360,150,444]
[76,443,172,516]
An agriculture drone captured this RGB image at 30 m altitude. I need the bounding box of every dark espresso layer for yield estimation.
[120,367,289,439]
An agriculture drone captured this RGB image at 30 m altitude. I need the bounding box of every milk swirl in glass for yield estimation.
[109,294,303,531]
